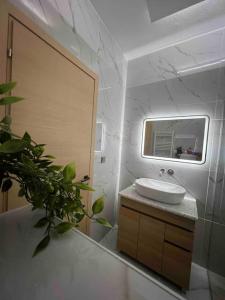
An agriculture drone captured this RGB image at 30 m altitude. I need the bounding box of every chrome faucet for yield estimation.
[159,168,166,176]
[167,169,174,176]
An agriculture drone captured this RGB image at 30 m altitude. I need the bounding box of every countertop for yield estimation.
[119,185,198,221]
[0,206,183,300]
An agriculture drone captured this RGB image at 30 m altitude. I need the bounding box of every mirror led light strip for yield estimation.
[141,115,210,165]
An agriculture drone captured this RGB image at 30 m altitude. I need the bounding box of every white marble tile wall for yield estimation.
[120,65,225,269]
[9,0,127,241]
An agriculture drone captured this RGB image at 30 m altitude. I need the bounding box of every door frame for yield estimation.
[0,0,99,234]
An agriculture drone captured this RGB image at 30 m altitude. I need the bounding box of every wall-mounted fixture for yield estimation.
[95,122,104,153]
[167,169,174,176]
[142,115,209,164]
[159,168,166,176]
[95,122,106,163]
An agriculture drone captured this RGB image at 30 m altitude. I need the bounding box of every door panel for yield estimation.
[7,19,96,233]
[165,224,194,251]
[137,214,165,273]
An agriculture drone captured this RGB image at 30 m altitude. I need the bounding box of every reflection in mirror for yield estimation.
[142,116,209,164]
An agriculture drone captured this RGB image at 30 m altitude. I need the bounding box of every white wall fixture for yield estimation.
[95,122,105,153]
[142,115,209,164]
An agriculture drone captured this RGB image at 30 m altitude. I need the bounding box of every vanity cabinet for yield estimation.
[117,197,195,289]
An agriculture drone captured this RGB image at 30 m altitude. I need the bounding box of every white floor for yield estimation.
[209,271,225,300]
[100,227,212,300]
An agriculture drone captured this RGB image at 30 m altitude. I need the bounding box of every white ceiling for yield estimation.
[146,0,204,22]
[89,0,225,59]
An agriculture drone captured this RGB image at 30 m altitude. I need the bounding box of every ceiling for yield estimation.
[127,27,225,87]
[89,0,225,59]
[147,0,204,22]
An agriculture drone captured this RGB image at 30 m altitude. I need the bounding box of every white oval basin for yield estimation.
[135,178,186,204]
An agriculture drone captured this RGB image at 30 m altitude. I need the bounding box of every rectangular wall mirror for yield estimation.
[142,116,209,164]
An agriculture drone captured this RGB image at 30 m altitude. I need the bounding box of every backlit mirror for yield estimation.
[142,116,209,164]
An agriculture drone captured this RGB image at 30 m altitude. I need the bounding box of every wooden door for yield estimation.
[137,214,165,273]
[3,15,97,233]
[117,206,140,258]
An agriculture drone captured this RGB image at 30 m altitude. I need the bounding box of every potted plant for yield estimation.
[0,82,111,256]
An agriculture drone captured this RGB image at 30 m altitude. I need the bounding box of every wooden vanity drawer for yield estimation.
[117,206,140,258]
[165,224,194,251]
[162,242,192,289]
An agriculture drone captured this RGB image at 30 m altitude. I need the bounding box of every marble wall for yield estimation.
[9,0,127,241]
[121,60,225,271]
[206,107,225,277]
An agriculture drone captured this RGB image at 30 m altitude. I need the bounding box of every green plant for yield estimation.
[0,82,111,256]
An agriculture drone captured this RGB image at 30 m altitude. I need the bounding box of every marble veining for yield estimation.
[120,185,198,221]
[0,207,183,300]
[127,29,225,88]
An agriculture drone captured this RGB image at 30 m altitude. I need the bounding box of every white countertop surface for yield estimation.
[119,185,198,221]
[0,206,183,300]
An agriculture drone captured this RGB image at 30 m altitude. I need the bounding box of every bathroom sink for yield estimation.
[135,178,186,204]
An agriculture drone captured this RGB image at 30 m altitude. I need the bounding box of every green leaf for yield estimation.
[37,159,52,168]
[1,179,13,192]
[63,163,76,183]
[75,213,85,223]
[22,132,31,143]
[31,195,44,209]
[0,172,5,188]
[55,222,74,234]
[43,155,55,160]
[74,207,84,214]
[74,182,95,191]
[92,196,104,214]
[0,131,11,143]
[95,218,112,228]
[33,235,50,257]
[1,115,12,125]
[34,217,49,228]
[18,188,25,197]
[33,145,44,157]
[0,139,27,153]
[0,96,23,105]
[48,165,62,172]
[21,154,35,167]
[0,82,16,94]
